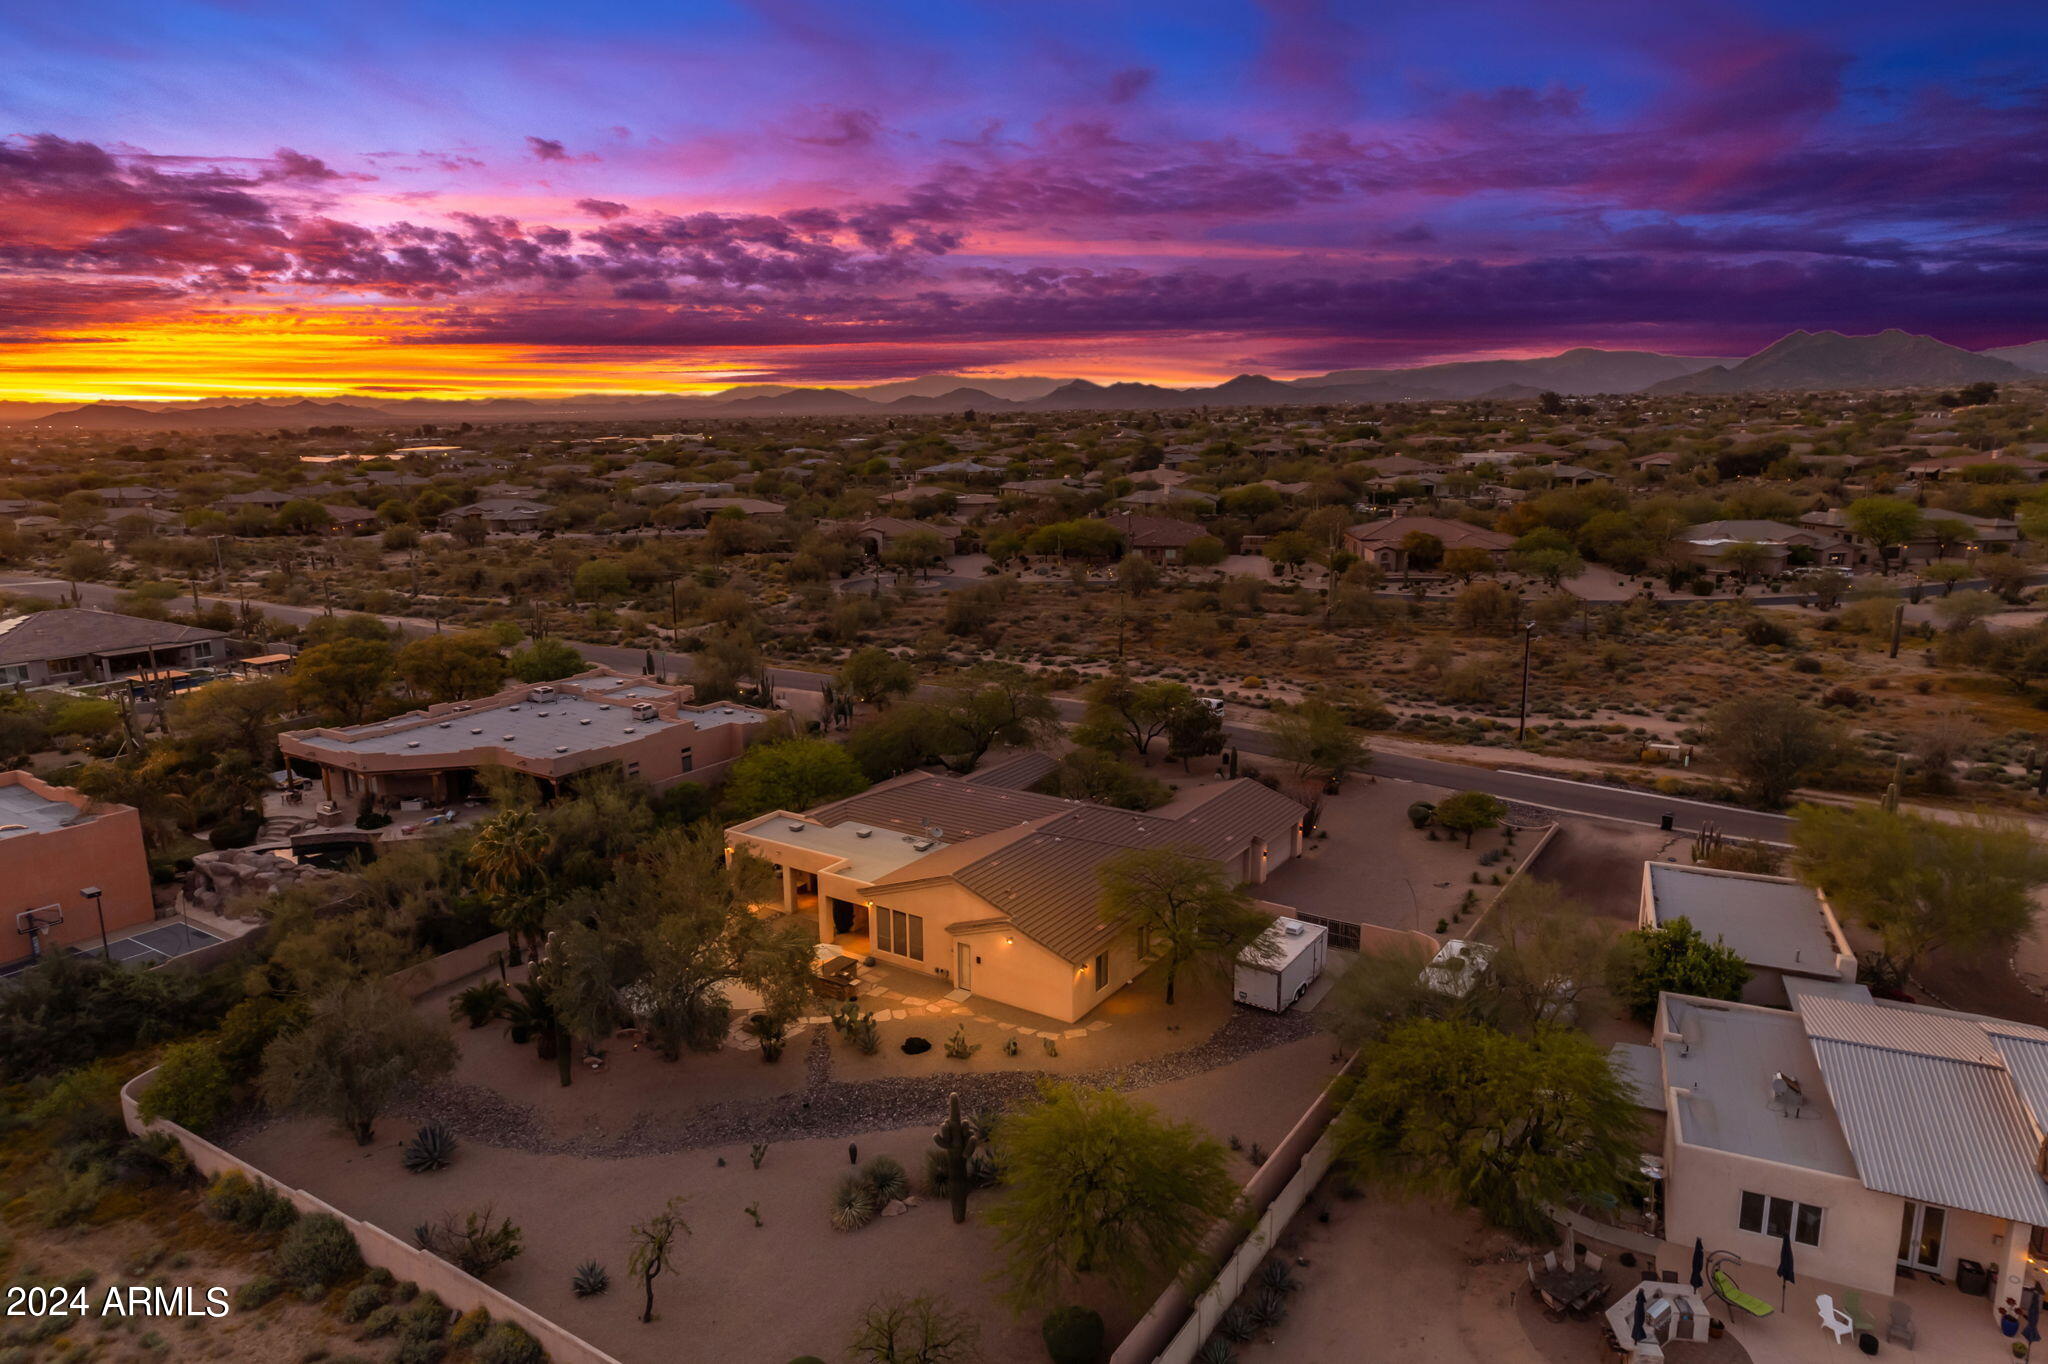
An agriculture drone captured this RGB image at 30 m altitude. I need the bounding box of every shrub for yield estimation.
[215,997,307,1081]
[139,1040,232,1131]
[341,1283,387,1322]
[860,1155,909,1204]
[572,1261,609,1298]
[113,1132,195,1188]
[1042,1305,1106,1363]
[234,1275,284,1310]
[417,1207,522,1279]
[273,1212,364,1288]
[448,1308,491,1347]
[473,1322,545,1364]
[449,982,508,1030]
[830,1173,877,1232]
[28,1163,107,1228]
[399,1293,449,1344]
[360,1305,402,1339]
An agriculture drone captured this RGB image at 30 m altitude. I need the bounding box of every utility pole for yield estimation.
[1889,602,1905,659]
[1516,621,1535,747]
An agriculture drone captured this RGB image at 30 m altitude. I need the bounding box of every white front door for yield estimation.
[1899,1201,1945,1272]
[956,941,972,991]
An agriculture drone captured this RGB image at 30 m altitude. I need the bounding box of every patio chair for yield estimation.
[1840,1290,1876,1334]
[1886,1300,1915,1348]
[1583,1251,1605,1272]
[1543,1251,1559,1273]
[1816,1294,1853,1345]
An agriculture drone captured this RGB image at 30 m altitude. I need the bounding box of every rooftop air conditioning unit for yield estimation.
[1283,921,1305,936]
[911,839,934,851]
[632,703,658,721]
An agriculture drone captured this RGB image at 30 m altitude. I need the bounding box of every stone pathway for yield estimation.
[391,1004,1325,1160]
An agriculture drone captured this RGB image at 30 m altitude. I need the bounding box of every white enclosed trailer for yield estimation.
[1233,916,1328,1012]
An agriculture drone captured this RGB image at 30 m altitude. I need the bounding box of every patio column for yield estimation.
[1997,1222,2031,1323]
[780,863,794,915]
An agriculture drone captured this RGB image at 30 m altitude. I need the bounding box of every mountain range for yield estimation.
[8,330,2043,431]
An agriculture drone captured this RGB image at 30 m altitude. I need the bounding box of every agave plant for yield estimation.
[571,1261,610,1298]
[742,1011,789,1062]
[830,1173,877,1232]
[1195,1337,1237,1364]
[1247,1287,1288,1330]
[1260,1258,1298,1294]
[449,981,508,1030]
[1218,1306,1256,1342]
[401,1122,457,1174]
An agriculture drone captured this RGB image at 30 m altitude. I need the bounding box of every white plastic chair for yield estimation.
[1543,1250,1559,1273]
[1816,1293,1853,1344]
[1584,1251,1605,1272]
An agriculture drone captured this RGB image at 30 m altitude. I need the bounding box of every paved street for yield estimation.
[3,574,1793,841]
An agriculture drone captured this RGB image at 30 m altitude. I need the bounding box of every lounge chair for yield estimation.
[1817,1294,1853,1344]
[1709,1266,1774,1319]
[1886,1301,1916,1348]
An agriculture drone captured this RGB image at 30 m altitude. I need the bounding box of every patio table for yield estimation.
[1533,1264,1607,1313]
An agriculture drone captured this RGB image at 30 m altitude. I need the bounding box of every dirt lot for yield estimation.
[229,1034,1341,1364]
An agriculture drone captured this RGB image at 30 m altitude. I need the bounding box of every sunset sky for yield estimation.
[3,0,2046,401]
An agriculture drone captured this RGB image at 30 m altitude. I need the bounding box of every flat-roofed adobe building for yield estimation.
[1639,862,1856,1008]
[727,767,1307,1022]
[1,771,154,970]
[280,667,775,807]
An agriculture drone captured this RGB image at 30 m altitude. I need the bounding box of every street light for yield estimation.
[80,886,108,960]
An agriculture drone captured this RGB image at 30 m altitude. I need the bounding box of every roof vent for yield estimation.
[853,826,872,839]
[912,839,934,851]
[502,734,515,741]
[787,821,805,832]
[579,718,591,725]
[555,746,568,753]
[470,727,483,735]
[438,722,451,728]
[623,727,636,734]
[508,706,521,712]
[405,741,420,748]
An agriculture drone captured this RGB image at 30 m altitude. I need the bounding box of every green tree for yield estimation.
[1115,552,1162,596]
[1262,697,1368,795]
[275,500,332,536]
[836,646,917,708]
[290,637,394,724]
[625,1196,690,1324]
[1181,535,1227,569]
[573,558,632,600]
[988,1083,1237,1307]
[926,666,1058,773]
[721,737,868,817]
[1716,540,1773,584]
[395,631,507,703]
[1792,804,2048,979]
[1098,847,1271,1005]
[468,808,553,959]
[1399,530,1444,573]
[1922,559,1972,596]
[258,981,457,1145]
[1164,701,1225,771]
[1035,748,1171,810]
[848,1294,980,1364]
[1607,916,1751,1022]
[1441,545,1493,583]
[1075,674,1195,760]
[1432,790,1508,847]
[1509,545,1583,588]
[1705,694,1837,807]
[175,678,288,771]
[506,637,586,682]
[138,1038,232,1130]
[1845,496,1924,569]
[1336,1019,1643,1241]
[1025,520,1125,561]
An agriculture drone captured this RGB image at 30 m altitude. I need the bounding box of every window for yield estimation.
[623,761,640,778]
[0,665,27,685]
[679,748,694,773]
[876,908,924,962]
[1093,952,1109,992]
[1739,1191,1822,1247]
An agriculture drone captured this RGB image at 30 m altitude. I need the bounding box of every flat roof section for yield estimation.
[0,782,82,840]
[1646,863,1844,977]
[731,814,946,883]
[1662,996,1859,1177]
[293,695,680,763]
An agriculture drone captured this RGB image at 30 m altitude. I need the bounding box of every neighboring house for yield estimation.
[323,504,381,533]
[220,489,295,512]
[727,770,1307,1023]
[1800,508,2021,564]
[1104,513,1208,564]
[1645,982,2048,1320]
[848,517,957,558]
[0,771,155,970]
[1118,487,1218,511]
[92,486,166,508]
[440,498,548,534]
[279,668,774,806]
[1671,519,1852,572]
[0,609,227,686]
[1638,863,1856,1008]
[1342,515,1514,572]
[1904,452,2048,482]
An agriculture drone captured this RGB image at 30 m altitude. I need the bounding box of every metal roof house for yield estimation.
[0,608,227,687]
[1652,981,2048,1324]
[727,770,1307,1023]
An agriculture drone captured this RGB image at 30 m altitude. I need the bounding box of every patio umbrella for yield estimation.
[1690,1238,1705,1291]
[1631,1289,1648,1344]
[1777,1228,1796,1310]
[2026,1287,2041,1354]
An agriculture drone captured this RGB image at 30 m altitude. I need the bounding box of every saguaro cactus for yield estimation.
[933,1091,978,1224]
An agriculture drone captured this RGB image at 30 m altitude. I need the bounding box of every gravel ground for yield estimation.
[386,1003,1325,1158]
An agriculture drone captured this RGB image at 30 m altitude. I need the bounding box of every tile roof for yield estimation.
[0,609,224,665]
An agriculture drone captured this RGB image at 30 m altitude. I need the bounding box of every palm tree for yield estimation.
[468,809,552,959]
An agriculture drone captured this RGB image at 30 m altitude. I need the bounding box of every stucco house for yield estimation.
[1341,516,1514,572]
[0,608,227,687]
[727,769,1307,1023]
[1,771,155,971]
[1637,863,1856,1009]
[280,667,773,806]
